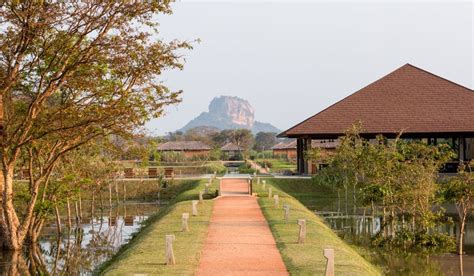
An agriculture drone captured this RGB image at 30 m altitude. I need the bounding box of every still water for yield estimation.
[0,202,160,275]
[306,197,473,275]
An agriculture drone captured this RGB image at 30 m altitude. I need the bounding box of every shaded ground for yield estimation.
[197,178,288,275]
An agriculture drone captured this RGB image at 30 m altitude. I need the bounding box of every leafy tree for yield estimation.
[0,1,190,250]
[444,163,474,254]
[254,132,277,151]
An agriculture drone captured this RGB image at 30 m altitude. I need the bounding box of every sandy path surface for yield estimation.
[197,178,288,276]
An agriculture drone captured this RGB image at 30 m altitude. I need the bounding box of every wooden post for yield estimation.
[284,204,290,222]
[182,213,189,232]
[268,187,272,199]
[324,248,335,276]
[165,235,176,265]
[274,194,279,208]
[192,200,198,216]
[199,191,204,203]
[298,219,306,244]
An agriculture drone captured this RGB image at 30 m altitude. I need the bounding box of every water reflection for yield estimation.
[0,202,160,275]
[314,209,474,275]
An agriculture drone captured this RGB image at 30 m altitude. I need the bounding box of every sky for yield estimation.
[146,0,473,136]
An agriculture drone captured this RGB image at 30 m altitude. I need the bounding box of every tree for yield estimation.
[0,1,190,250]
[254,132,277,151]
[444,163,474,254]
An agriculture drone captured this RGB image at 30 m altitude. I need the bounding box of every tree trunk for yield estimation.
[1,166,22,250]
[458,216,466,255]
[66,197,72,230]
[54,202,62,237]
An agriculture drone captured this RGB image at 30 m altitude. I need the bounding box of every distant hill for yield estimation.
[180,96,280,134]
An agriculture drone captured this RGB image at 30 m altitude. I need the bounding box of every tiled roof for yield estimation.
[157,141,211,151]
[272,140,339,150]
[221,142,242,151]
[272,141,297,150]
[280,64,474,138]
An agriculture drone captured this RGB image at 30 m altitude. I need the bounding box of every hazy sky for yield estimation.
[146,0,473,135]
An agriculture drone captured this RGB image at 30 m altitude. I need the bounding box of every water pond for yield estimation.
[0,202,161,275]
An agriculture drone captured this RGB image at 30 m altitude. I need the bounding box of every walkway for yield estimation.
[197,178,288,275]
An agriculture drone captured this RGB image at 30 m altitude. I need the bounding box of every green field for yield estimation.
[255,158,296,173]
[255,178,380,275]
[99,178,218,275]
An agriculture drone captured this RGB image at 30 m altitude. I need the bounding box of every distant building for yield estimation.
[221,142,243,160]
[272,141,297,159]
[279,64,474,174]
[157,141,211,158]
[272,140,338,161]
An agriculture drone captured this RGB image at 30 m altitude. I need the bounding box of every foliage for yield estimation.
[313,123,456,250]
[253,132,277,151]
[238,163,256,174]
[0,0,191,249]
[203,162,226,174]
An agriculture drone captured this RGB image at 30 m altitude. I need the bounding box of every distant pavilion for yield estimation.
[279,64,474,174]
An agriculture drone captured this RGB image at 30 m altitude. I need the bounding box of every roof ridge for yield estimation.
[404,63,473,92]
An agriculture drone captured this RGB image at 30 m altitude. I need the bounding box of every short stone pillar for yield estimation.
[268,187,272,199]
[274,194,279,208]
[257,177,260,184]
[165,234,176,265]
[182,213,189,232]
[199,191,204,203]
[205,184,209,194]
[213,171,217,177]
[192,200,198,216]
[253,172,257,177]
[283,204,290,222]
[298,219,306,244]
[262,180,266,189]
[324,248,335,276]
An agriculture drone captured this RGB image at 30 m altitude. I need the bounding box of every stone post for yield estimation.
[257,177,260,184]
[298,219,306,244]
[182,213,189,232]
[324,248,335,276]
[165,234,176,265]
[192,200,198,216]
[274,194,279,208]
[199,191,204,203]
[268,187,272,199]
[205,183,209,194]
[262,180,266,189]
[284,204,290,222]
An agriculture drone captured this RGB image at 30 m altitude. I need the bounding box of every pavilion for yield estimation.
[279,64,474,174]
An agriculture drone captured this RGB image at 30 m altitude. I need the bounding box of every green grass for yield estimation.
[99,178,218,275]
[255,158,296,173]
[255,178,380,275]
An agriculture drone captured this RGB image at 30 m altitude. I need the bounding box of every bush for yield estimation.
[204,162,226,174]
[238,163,256,174]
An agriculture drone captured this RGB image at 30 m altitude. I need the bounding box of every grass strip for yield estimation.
[255,178,380,275]
[99,179,217,275]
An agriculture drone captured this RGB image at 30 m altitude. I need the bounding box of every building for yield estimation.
[272,140,338,161]
[157,141,211,158]
[221,142,242,160]
[279,64,474,174]
[272,141,297,159]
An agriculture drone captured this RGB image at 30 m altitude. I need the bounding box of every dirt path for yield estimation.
[197,178,288,275]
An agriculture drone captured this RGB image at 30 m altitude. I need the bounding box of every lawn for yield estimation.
[255,178,380,275]
[99,178,218,275]
[255,158,296,173]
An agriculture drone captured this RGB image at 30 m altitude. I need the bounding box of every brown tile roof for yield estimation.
[272,140,339,150]
[272,141,297,150]
[221,142,242,151]
[157,141,211,151]
[280,64,474,138]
